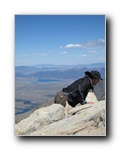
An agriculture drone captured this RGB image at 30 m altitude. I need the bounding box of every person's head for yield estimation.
[85,70,103,86]
[91,78,100,86]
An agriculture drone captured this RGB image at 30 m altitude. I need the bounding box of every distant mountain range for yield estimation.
[16,62,105,69]
[32,62,105,68]
[15,62,105,80]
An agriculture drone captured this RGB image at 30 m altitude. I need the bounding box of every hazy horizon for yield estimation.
[15,61,105,67]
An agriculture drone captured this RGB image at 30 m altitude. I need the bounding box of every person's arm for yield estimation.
[79,78,94,105]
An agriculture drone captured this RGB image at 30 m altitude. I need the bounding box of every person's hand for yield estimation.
[87,101,94,104]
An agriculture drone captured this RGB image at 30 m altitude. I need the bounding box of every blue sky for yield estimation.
[15,15,105,66]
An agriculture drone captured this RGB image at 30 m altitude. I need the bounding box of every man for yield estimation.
[54,70,103,107]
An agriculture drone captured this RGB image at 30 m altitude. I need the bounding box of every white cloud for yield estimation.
[84,39,105,49]
[19,54,29,57]
[88,50,97,53]
[64,44,84,49]
[59,46,63,49]
[60,39,105,50]
[59,51,67,54]
[75,54,87,57]
[20,53,48,57]
[98,39,105,43]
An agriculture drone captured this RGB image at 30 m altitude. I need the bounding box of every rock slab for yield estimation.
[15,100,106,136]
[15,104,65,135]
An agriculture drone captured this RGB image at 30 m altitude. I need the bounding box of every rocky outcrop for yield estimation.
[15,104,64,135]
[15,92,106,136]
[94,79,105,100]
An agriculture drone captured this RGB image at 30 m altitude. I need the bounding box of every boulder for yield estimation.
[30,101,105,136]
[15,92,106,136]
[15,104,65,135]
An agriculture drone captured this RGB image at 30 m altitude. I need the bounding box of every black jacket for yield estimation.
[62,76,94,107]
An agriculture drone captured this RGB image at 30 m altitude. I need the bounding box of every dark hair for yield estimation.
[85,71,94,79]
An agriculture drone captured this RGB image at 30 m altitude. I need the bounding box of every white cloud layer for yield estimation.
[60,39,105,50]
[65,44,84,49]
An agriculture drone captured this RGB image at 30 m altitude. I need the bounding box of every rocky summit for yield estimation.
[15,92,106,136]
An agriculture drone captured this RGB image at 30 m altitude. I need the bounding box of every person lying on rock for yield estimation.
[54,71,103,108]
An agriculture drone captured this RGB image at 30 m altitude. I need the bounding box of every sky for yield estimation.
[15,15,105,66]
